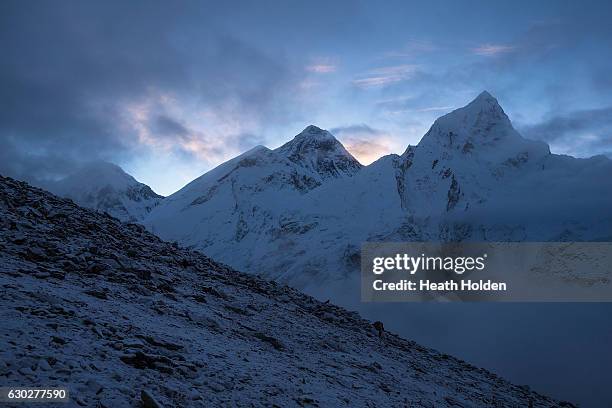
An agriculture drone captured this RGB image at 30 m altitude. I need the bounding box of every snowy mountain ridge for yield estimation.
[46,161,163,223]
[145,91,612,289]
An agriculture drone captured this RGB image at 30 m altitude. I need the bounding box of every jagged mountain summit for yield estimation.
[276,125,363,179]
[47,161,163,222]
[0,175,571,407]
[145,91,612,288]
[396,90,551,216]
[416,91,547,158]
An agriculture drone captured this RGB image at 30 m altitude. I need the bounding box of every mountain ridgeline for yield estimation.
[42,92,612,287]
[144,91,612,287]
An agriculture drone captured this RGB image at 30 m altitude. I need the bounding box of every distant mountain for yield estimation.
[0,174,571,407]
[47,161,163,222]
[276,125,362,179]
[145,92,612,288]
[145,126,362,268]
[397,91,550,215]
[394,91,612,241]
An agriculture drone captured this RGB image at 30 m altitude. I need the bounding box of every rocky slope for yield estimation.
[46,161,163,222]
[0,175,572,407]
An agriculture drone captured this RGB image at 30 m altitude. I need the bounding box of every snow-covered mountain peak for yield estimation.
[416,91,549,165]
[470,90,499,107]
[275,125,362,179]
[277,125,346,156]
[461,90,510,131]
[47,161,162,222]
[420,91,511,149]
[390,92,554,216]
[62,161,139,190]
[297,124,335,139]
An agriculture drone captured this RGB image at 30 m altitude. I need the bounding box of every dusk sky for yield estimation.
[2,0,612,195]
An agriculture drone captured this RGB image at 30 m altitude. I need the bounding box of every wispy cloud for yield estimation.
[520,107,612,157]
[472,44,517,56]
[374,96,453,115]
[306,64,336,73]
[305,57,337,74]
[414,106,454,113]
[122,92,264,164]
[124,97,221,162]
[352,64,419,89]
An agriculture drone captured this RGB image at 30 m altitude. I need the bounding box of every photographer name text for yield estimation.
[372,279,507,292]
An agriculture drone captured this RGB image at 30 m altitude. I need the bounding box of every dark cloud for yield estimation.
[520,107,612,157]
[152,115,190,139]
[331,124,384,136]
[0,1,301,183]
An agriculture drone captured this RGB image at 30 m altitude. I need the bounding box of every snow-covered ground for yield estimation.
[0,175,572,407]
